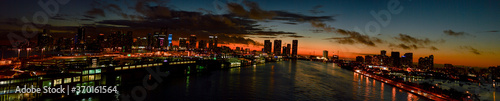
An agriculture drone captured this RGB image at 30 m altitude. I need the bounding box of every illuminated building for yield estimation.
[402,53,413,67]
[179,37,187,50]
[168,34,172,47]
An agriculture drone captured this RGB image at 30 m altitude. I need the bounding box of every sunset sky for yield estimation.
[0,0,499,67]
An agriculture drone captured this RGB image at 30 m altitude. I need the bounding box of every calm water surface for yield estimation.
[139,60,426,101]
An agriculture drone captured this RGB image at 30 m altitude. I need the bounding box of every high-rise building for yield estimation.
[323,50,328,60]
[264,40,272,53]
[168,34,172,47]
[208,35,218,50]
[402,53,413,67]
[285,44,291,56]
[292,40,298,57]
[273,40,282,55]
[282,46,287,55]
[365,55,372,64]
[418,55,434,70]
[189,35,197,50]
[381,50,386,56]
[179,37,187,50]
[198,40,206,49]
[124,31,133,52]
[356,56,364,63]
[76,27,85,50]
[391,51,400,67]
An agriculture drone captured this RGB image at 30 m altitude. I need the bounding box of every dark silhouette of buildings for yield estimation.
[189,35,197,50]
[391,51,400,67]
[273,40,281,55]
[418,55,434,70]
[292,40,298,57]
[264,40,272,54]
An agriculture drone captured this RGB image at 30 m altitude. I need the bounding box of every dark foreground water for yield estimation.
[129,60,425,101]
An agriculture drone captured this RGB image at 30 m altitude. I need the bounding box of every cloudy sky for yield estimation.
[0,0,499,67]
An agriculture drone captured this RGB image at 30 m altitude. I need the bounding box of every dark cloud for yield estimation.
[226,1,276,20]
[320,26,382,46]
[86,8,105,17]
[389,43,418,50]
[309,5,324,14]
[217,34,262,46]
[50,14,68,20]
[252,31,295,36]
[443,29,466,36]
[286,35,306,38]
[258,36,276,39]
[430,46,438,51]
[460,46,481,55]
[394,33,444,45]
[225,1,334,23]
[487,30,498,32]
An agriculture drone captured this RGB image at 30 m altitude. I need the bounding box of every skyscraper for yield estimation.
[198,40,206,49]
[282,46,287,55]
[391,51,400,67]
[76,27,85,50]
[292,40,298,57]
[381,50,386,56]
[285,44,291,56]
[168,34,172,47]
[323,50,328,60]
[356,56,364,63]
[208,35,218,50]
[273,40,281,55]
[402,53,413,67]
[179,37,187,50]
[365,55,372,64]
[189,35,197,50]
[264,40,272,54]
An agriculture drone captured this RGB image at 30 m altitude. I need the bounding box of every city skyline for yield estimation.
[0,0,499,67]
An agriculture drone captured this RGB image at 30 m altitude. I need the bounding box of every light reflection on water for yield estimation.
[148,60,426,100]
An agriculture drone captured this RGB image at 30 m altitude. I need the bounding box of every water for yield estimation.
[134,60,426,101]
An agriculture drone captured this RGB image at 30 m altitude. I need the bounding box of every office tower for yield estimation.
[292,40,298,57]
[356,56,364,63]
[76,27,85,50]
[282,46,287,55]
[323,50,328,60]
[264,40,272,53]
[391,51,400,67]
[189,35,197,50]
[208,35,218,50]
[429,55,434,69]
[168,34,172,47]
[198,40,206,49]
[274,40,282,55]
[365,55,372,64]
[402,53,413,67]
[418,55,434,70]
[381,50,386,56]
[124,31,133,52]
[38,29,50,48]
[285,44,291,56]
[179,37,187,49]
